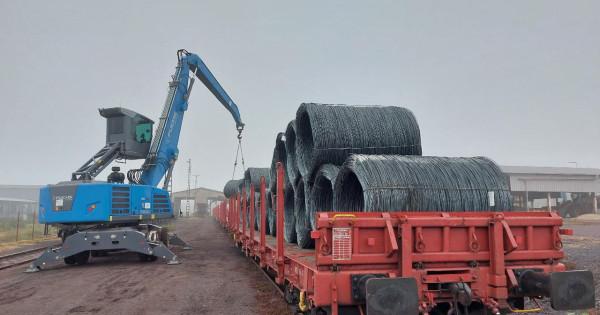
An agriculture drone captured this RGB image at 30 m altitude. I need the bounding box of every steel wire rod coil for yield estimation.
[284,184,297,243]
[254,192,261,231]
[244,168,271,192]
[224,179,243,198]
[294,177,314,248]
[308,164,340,230]
[333,155,512,212]
[253,192,267,232]
[295,103,422,180]
[285,120,301,187]
[237,185,251,228]
[266,191,275,236]
[238,180,249,203]
[269,132,289,193]
[236,181,246,226]
[241,168,269,230]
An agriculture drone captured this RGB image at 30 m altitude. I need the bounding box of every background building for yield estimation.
[171,187,225,216]
[0,185,40,201]
[0,185,40,218]
[501,165,600,216]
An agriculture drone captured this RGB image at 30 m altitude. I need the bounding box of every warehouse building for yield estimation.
[172,187,225,216]
[501,165,600,216]
[0,197,37,218]
[0,185,41,202]
[0,185,41,218]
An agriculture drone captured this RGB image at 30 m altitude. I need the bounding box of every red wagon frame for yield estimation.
[213,163,593,314]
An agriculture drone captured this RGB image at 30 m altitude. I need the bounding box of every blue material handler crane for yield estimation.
[27,49,243,271]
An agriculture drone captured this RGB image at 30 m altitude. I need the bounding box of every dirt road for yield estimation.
[0,217,289,315]
[560,221,600,312]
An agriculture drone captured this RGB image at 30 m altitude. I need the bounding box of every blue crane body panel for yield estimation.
[39,182,173,224]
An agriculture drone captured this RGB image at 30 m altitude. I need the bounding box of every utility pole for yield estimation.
[186,159,192,217]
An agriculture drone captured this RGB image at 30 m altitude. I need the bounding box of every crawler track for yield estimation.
[0,244,59,270]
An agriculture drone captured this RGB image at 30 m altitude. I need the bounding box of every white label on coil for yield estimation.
[332,227,352,261]
[488,191,495,207]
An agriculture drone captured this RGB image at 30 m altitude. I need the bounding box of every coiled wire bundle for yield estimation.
[244,168,270,191]
[296,103,422,179]
[284,184,296,243]
[267,191,276,236]
[243,168,269,231]
[224,104,515,250]
[285,120,301,187]
[269,132,288,193]
[238,178,248,202]
[223,179,243,198]
[308,164,340,230]
[333,155,512,212]
[294,177,313,248]
[240,167,270,229]
[254,192,261,231]
[237,180,246,226]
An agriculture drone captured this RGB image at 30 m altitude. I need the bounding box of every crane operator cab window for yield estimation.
[136,123,152,143]
[99,107,154,159]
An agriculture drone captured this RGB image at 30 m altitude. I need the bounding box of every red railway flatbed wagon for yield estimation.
[213,163,595,315]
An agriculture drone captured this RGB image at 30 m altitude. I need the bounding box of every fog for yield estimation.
[0,1,598,192]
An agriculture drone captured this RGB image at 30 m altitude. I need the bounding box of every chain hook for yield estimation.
[237,123,244,140]
[231,124,246,179]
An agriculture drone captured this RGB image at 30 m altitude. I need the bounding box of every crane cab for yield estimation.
[100,107,154,160]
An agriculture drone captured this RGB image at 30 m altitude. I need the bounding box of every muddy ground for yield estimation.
[0,216,288,315]
[558,221,600,313]
[529,220,600,314]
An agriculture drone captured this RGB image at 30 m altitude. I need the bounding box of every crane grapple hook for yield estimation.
[237,124,245,140]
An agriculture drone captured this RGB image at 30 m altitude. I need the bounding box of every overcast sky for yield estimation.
[0,1,598,192]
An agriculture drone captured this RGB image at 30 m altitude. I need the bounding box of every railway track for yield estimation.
[0,243,59,270]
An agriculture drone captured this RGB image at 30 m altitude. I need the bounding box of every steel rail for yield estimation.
[0,243,59,270]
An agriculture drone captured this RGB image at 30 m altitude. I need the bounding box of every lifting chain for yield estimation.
[232,127,246,179]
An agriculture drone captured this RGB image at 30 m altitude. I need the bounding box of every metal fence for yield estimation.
[0,209,57,244]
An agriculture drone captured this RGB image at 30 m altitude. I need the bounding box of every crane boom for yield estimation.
[138,49,243,187]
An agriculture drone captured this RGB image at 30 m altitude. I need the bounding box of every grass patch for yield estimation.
[0,217,58,244]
